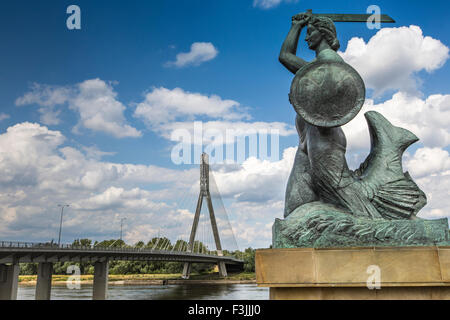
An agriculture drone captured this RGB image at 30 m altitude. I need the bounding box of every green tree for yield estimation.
[72,238,92,247]
[243,248,255,272]
[20,263,38,275]
[94,239,126,248]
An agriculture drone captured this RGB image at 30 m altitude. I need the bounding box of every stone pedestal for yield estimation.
[256,246,450,300]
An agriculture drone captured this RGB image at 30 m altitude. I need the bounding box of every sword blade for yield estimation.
[312,13,395,23]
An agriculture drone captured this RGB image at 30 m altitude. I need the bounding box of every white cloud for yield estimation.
[38,107,61,125]
[0,113,10,121]
[15,83,72,126]
[166,42,218,68]
[340,25,449,95]
[164,120,295,144]
[73,187,169,212]
[211,147,296,202]
[0,122,65,187]
[81,145,116,160]
[228,200,284,248]
[253,0,281,9]
[15,83,71,107]
[0,121,448,248]
[134,87,295,154]
[252,0,297,9]
[414,171,450,220]
[405,147,450,179]
[70,79,141,138]
[343,92,450,152]
[0,122,297,248]
[134,87,248,128]
[16,79,141,138]
[0,122,199,243]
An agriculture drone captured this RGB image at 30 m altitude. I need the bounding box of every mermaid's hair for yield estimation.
[308,16,340,51]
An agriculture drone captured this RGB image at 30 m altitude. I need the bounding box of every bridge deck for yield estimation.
[0,242,243,265]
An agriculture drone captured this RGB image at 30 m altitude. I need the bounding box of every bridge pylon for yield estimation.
[182,153,227,279]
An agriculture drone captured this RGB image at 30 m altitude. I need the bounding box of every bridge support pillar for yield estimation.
[93,261,109,300]
[218,261,228,278]
[0,263,19,300]
[182,262,192,279]
[36,262,53,300]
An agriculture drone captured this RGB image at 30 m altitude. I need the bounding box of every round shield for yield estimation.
[289,60,365,127]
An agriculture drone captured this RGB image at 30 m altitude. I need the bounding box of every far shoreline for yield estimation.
[18,272,256,287]
[19,279,257,286]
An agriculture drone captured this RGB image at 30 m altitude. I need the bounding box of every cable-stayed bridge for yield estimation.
[0,153,244,300]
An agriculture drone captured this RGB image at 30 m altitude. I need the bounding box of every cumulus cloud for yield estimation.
[411,167,450,220]
[340,25,449,96]
[224,200,284,248]
[0,121,298,248]
[0,122,198,242]
[134,87,249,128]
[134,87,295,159]
[211,147,296,202]
[405,148,450,179]
[70,79,141,138]
[200,148,299,248]
[15,84,72,126]
[0,122,65,188]
[165,120,295,145]
[166,42,218,68]
[73,187,169,212]
[0,121,448,248]
[16,83,72,107]
[16,79,141,138]
[343,92,450,151]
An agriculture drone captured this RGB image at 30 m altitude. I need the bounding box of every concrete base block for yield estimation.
[256,246,450,300]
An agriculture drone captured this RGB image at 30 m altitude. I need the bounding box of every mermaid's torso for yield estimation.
[294,49,384,219]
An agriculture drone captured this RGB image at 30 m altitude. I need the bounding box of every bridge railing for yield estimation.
[0,241,243,263]
[0,241,225,257]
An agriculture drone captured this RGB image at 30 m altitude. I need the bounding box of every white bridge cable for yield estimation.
[162,178,199,253]
[208,170,240,255]
[153,159,239,258]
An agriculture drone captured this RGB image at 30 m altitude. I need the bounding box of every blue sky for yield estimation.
[0,0,449,249]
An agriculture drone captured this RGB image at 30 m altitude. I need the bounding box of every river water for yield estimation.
[18,284,269,300]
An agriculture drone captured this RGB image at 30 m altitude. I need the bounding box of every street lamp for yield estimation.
[120,217,127,241]
[57,204,70,246]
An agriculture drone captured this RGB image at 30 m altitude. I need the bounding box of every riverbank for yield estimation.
[18,272,256,286]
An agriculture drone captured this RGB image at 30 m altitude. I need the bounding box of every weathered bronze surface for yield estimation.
[290,60,365,127]
[275,10,448,248]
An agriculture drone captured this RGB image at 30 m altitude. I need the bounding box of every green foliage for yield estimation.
[72,238,92,247]
[94,239,126,248]
[243,248,255,272]
[20,263,38,275]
